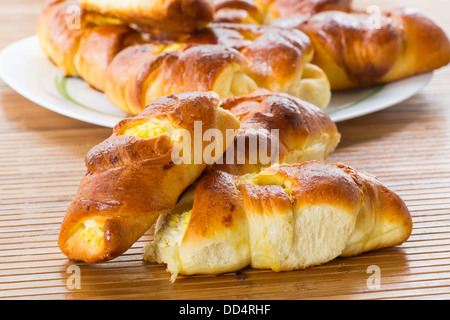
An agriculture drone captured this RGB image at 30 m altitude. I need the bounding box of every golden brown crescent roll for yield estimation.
[78,0,215,33]
[58,91,240,263]
[144,90,342,280]
[214,0,352,24]
[144,161,412,281]
[298,8,450,89]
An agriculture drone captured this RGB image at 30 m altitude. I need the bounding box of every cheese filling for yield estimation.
[80,218,105,250]
[122,118,178,139]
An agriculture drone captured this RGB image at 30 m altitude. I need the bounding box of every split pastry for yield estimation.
[144,161,412,281]
[144,89,344,280]
[36,0,331,115]
[36,0,146,92]
[78,0,215,33]
[273,8,450,89]
[58,91,240,263]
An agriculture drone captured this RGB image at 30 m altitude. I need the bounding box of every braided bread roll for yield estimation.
[284,8,450,90]
[58,91,240,263]
[144,90,342,280]
[78,0,215,33]
[105,24,331,115]
[145,161,412,281]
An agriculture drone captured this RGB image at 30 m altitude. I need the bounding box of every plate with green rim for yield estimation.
[0,36,434,128]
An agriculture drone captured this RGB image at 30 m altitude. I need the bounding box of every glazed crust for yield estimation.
[58,91,240,263]
[302,8,450,89]
[36,0,331,115]
[74,25,144,92]
[214,0,352,24]
[78,0,215,33]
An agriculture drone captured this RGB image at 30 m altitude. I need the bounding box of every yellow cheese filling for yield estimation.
[122,118,177,139]
[164,209,192,247]
[239,169,294,197]
[154,43,185,55]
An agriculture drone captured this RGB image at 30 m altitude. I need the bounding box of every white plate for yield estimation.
[0,36,433,127]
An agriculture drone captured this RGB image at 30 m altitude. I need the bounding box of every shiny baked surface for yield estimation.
[79,0,215,32]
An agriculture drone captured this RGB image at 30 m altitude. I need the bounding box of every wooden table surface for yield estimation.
[1,0,450,300]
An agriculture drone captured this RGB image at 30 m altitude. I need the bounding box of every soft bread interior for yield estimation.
[144,189,251,281]
[144,188,196,281]
[239,170,359,270]
[155,210,192,280]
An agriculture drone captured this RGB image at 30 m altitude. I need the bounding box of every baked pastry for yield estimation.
[274,8,450,89]
[78,0,215,33]
[144,161,412,281]
[214,0,352,24]
[105,24,331,115]
[58,91,240,263]
[36,0,331,115]
[144,90,343,280]
[215,1,450,89]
